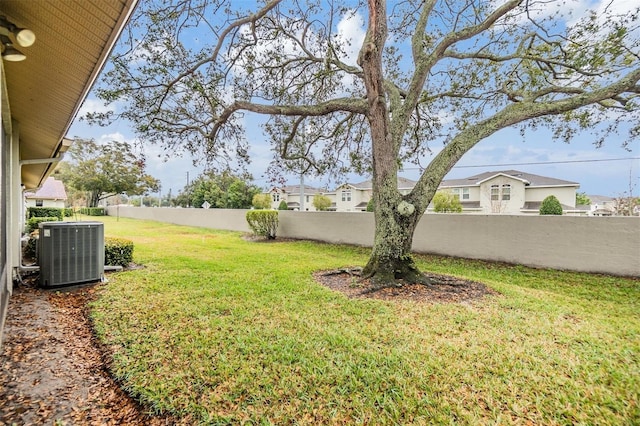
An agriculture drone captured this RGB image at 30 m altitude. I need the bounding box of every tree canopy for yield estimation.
[432,191,463,213]
[313,194,332,211]
[576,192,591,206]
[58,139,159,208]
[252,193,273,210]
[90,0,640,285]
[174,171,260,208]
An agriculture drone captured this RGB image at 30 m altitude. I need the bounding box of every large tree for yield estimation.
[90,0,640,285]
[175,171,261,208]
[59,139,160,208]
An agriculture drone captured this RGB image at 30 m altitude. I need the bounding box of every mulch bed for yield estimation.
[0,276,178,426]
[314,268,498,303]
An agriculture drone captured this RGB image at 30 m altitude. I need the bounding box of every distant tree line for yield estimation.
[173,171,261,209]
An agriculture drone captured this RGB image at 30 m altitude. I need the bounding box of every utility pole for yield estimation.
[299,172,305,212]
[186,171,190,208]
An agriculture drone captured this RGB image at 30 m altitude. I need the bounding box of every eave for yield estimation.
[0,0,138,189]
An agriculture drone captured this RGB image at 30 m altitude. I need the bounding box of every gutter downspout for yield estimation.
[16,150,69,274]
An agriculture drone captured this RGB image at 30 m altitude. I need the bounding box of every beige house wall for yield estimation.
[468,186,482,205]
[526,186,576,207]
[352,188,370,210]
[335,186,356,211]
[107,206,639,276]
[1,106,22,345]
[479,177,525,214]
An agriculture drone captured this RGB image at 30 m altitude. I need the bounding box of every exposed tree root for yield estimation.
[320,267,363,277]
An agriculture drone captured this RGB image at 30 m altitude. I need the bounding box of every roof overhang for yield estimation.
[0,0,138,189]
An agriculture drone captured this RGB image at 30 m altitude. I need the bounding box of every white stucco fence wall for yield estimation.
[107,207,640,276]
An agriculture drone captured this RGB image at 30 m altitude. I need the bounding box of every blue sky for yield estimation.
[67,0,640,199]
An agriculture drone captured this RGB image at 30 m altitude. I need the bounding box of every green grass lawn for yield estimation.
[88,215,639,425]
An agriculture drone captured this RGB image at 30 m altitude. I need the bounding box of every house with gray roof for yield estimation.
[266,170,582,214]
[268,184,327,211]
[333,177,418,211]
[587,195,616,216]
[24,177,67,209]
[436,170,582,214]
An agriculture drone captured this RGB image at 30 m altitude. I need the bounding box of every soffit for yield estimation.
[0,0,137,189]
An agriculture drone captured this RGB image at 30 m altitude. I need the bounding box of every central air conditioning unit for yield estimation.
[38,221,105,288]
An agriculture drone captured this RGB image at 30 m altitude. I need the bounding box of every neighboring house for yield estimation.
[335,177,417,212]
[267,177,417,212]
[334,182,369,212]
[24,177,67,208]
[268,185,327,211]
[268,171,583,214]
[435,170,582,215]
[587,195,616,216]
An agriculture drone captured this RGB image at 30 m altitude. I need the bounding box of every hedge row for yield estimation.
[27,207,63,220]
[79,207,105,216]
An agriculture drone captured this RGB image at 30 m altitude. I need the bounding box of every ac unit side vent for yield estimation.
[38,222,105,287]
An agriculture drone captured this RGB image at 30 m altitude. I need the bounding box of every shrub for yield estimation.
[24,230,38,259]
[278,200,289,210]
[105,237,134,266]
[539,195,563,215]
[433,191,463,213]
[312,194,332,211]
[246,210,278,239]
[27,207,63,220]
[63,208,74,217]
[80,207,105,216]
[26,216,59,233]
[252,193,272,210]
[366,198,375,212]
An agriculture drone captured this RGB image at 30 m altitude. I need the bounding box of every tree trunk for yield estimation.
[357,0,430,287]
[361,177,430,287]
[89,191,100,208]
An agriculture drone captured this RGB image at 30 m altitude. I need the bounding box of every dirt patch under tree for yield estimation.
[314,267,498,304]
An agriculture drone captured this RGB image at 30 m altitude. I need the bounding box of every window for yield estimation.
[306,195,309,202]
[341,190,351,202]
[501,184,511,201]
[490,185,499,201]
[272,193,280,202]
[451,189,460,200]
[462,188,470,200]
[35,199,43,207]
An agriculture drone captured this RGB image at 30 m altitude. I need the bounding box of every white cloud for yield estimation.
[563,0,639,36]
[497,0,637,31]
[334,10,366,66]
[97,132,128,144]
[77,98,115,118]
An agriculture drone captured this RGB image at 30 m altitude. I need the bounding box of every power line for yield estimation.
[403,157,640,171]
[454,157,640,168]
